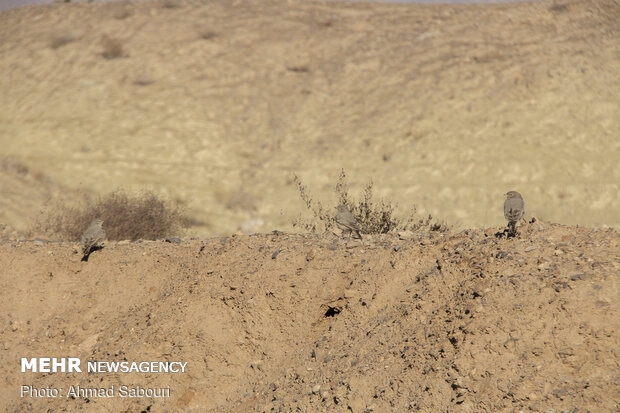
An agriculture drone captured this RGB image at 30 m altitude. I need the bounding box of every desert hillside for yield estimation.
[1,222,618,411]
[0,0,619,235]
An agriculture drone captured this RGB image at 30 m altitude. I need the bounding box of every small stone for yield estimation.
[524,245,537,252]
[554,249,564,255]
[312,384,321,394]
[393,245,402,252]
[165,237,182,244]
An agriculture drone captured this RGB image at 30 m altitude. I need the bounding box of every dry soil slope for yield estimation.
[0,0,619,235]
[1,222,618,412]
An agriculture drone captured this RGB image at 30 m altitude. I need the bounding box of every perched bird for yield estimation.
[334,205,362,239]
[504,191,525,236]
[81,218,106,261]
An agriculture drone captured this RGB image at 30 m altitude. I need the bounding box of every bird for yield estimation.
[334,205,362,239]
[504,191,525,236]
[81,218,106,261]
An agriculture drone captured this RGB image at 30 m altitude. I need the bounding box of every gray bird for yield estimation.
[334,205,362,239]
[504,191,525,236]
[81,218,106,261]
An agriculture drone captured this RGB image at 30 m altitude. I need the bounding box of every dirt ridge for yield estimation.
[1,221,618,411]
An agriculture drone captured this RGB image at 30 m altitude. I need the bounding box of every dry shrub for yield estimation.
[101,36,124,59]
[36,190,189,241]
[294,170,448,235]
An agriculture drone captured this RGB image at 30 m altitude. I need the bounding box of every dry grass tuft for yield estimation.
[35,190,189,241]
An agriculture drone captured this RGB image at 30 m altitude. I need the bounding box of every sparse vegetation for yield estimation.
[293,170,448,235]
[101,36,124,59]
[35,190,189,241]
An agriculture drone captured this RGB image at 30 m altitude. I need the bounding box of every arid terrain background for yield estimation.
[0,0,619,411]
[0,0,619,235]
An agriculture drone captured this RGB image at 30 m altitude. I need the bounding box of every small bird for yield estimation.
[81,218,106,261]
[334,205,362,239]
[504,191,525,236]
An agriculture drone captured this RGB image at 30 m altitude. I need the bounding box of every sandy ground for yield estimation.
[1,222,618,411]
[0,0,619,236]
